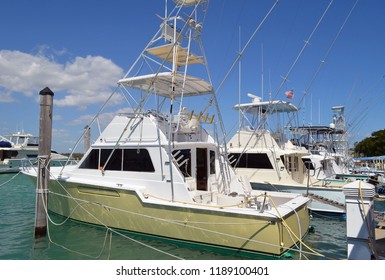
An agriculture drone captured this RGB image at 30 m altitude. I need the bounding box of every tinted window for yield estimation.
[210,150,216,175]
[172,149,191,177]
[79,149,99,169]
[79,148,154,172]
[229,153,273,169]
[302,158,315,170]
[123,149,155,172]
[102,149,122,171]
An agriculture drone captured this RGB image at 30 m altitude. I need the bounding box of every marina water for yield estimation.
[1,172,383,260]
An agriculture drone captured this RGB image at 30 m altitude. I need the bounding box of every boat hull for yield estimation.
[39,179,309,257]
[0,165,19,174]
[0,158,74,174]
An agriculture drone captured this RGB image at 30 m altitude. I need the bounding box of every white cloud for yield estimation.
[0,49,124,107]
[69,108,132,127]
[53,114,63,121]
[0,90,15,103]
[52,128,69,138]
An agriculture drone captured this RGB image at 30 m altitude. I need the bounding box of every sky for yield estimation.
[1,0,385,153]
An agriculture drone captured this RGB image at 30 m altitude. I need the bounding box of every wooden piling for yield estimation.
[34,87,54,238]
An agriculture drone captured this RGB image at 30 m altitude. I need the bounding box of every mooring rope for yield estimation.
[39,185,183,260]
[36,171,184,260]
[44,178,324,258]
[0,171,21,188]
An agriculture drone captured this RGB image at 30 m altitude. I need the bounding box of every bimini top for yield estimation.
[234,100,299,114]
[173,0,208,7]
[118,72,213,97]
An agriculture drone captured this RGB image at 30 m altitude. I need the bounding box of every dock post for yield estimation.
[34,87,54,238]
[343,180,376,259]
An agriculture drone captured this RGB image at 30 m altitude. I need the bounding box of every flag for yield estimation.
[285,89,294,99]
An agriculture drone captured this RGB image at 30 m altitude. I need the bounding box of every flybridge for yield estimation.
[234,99,299,114]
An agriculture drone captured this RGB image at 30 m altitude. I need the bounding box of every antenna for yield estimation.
[261,44,264,101]
[238,26,242,147]
[310,94,313,125]
[318,99,320,125]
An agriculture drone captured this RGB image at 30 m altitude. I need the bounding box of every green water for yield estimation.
[0,172,367,260]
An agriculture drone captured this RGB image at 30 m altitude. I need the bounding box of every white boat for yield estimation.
[21,0,311,256]
[290,106,355,179]
[0,132,69,174]
[227,95,346,214]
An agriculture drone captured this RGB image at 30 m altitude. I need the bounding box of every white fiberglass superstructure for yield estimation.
[227,95,346,214]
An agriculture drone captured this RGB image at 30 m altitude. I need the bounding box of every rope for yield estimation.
[201,0,279,118]
[46,220,113,259]
[25,156,339,258]
[280,204,305,259]
[0,171,21,187]
[52,190,269,225]
[228,0,337,167]
[35,165,183,260]
[358,180,378,259]
[45,183,323,257]
[266,193,325,257]
[24,160,332,259]
[35,175,114,259]
[296,0,359,109]
[254,0,335,133]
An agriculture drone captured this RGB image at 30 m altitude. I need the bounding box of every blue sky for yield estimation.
[1,0,384,153]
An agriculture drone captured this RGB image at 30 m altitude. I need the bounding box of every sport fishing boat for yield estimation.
[0,132,69,174]
[21,0,311,256]
[227,95,346,214]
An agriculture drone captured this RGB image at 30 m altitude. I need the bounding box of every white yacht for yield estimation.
[21,0,311,256]
[0,132,69,174]
[227,95,346,214]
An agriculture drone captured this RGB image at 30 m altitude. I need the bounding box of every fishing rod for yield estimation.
[282,0,359,146]
[200,0,280,145]
[230,0,337,169]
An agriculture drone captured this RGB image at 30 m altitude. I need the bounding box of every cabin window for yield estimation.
[229,153,244,168]
[229,153,273,169]
[79,148,154,172]
[231,153,247,167]
[302,158,315,170]
[123,149,155,172]
[287,157,293,172]
[79,149,100,169]
[26,154,38,158]
[102,149,122,171]
[292,157,299,172]
[210,150,216,174]
[0,150,17,161]
[172,149,191,177]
